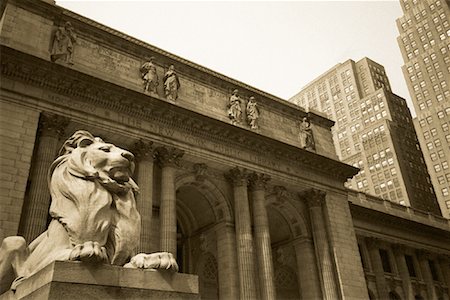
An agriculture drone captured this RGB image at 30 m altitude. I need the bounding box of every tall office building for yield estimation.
[289,58,440,215]
[396,0,450,218]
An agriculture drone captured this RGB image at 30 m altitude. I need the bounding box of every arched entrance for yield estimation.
[175,174,232,300]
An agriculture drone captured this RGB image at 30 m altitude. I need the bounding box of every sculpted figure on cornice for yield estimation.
[50,21,77,65]
[298,117,316,151]
[140,57,159,94]
[0,131,178,291]
[246,96,260,129]
[227,89,242,125]
[163,64,180,101]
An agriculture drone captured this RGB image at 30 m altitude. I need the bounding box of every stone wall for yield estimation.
[0,100,39,240]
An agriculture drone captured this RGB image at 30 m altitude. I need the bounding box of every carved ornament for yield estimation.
[224,167,248,187]
[248,172,271,191]
[155,146,185,168]
[132,140,155,162]
[193,163,208,182]
[39,113,70,138]
[299,188,326,208]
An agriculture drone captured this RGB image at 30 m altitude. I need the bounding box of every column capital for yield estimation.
[391,243,408,254]
[39,113,69,138]
[224,167,248,187]
[299,188,326,208]
[155,146,184,167]
[416,249,432,260]
[133,140,155,161]
[365,236,382,249]
[248,172,270,191]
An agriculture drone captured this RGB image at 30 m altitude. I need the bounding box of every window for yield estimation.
[442,123,449,131]
[405,255,416,277]
[438,111,445,118]
[438,176,445,184]
[435,164,442,172]
[435,139,442,147]
[379,249,392,273]
[443,161,449,170]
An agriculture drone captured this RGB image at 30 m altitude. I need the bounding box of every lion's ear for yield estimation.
[78,138,94,148]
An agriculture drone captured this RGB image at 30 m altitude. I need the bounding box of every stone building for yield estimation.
[289,58,440,215]
[0,1,449,299]
[396,0,450,219]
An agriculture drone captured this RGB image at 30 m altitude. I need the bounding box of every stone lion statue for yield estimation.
[0,130,178,290]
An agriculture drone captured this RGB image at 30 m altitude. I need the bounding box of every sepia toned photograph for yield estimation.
[0,0,449,299]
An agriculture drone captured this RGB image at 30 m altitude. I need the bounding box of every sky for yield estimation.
[56,1,415,116]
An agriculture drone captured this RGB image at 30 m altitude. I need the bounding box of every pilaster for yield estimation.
[293,238,322,299]
[366,237,389,300]
[416,250,437,300]
[300,188,338,300]
[392,244,414,300]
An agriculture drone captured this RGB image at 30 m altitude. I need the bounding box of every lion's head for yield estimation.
[50,130,138,194]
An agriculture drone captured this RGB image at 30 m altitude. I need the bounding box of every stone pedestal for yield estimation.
[0,261,199,300]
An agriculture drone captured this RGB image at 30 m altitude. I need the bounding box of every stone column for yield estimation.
[366,237,389,300]
[19,113,69,242]
[293,238,322,299]
[215,222,239,300]
[416,250,437,299]
[438,256,450,298]
[155,146,184,256]
[301,189,338,300]
[249,172,276,300]
[133,140,155,254]
[225,167,257,300]
[392,244,414,300]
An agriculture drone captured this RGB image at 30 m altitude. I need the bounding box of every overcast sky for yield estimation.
[57,1,414,116]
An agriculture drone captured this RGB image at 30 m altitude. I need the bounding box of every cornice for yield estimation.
[0,45,358,181]
[7,0,316,125]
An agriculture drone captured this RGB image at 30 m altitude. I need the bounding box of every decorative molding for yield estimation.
[0,46,359,181]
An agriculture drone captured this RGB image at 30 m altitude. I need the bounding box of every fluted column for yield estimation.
[215,222,239,300]
[416,250,437,299]
[293,238,322,299]
[19,113,69,242]
[301,189,338,300]
[366,237,389,299]
[438,256,450,298]
[249,172,276,300]
[133,140,155,254]
[155,146,184,255]
[392,244,414,300]
[225,167,257,299]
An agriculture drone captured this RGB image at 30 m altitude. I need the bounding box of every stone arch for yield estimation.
[175,173,233,225]
[266,192,310,241]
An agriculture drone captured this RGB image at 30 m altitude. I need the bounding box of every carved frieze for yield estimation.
[0,46,358,181]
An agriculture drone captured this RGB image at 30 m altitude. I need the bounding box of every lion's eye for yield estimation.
[99,147,111,152]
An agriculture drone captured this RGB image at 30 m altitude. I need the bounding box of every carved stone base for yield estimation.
[0,261,199,300]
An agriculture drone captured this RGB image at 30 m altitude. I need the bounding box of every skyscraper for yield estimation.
[289,57,440,215]
[396,0,450,218]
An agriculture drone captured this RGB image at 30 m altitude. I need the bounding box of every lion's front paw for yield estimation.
[69,241,108,263]
[124,252,178,272]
